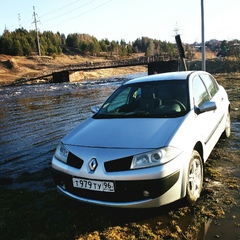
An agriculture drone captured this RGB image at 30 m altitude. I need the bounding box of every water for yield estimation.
[0,73,146,185]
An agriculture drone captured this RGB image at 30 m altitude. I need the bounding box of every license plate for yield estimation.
[72,177,115,192]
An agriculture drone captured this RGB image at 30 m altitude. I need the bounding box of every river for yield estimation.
[0,73,146,189]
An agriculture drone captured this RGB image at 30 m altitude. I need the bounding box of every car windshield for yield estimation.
[94,80,189,119]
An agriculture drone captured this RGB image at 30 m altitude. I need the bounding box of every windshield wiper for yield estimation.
[93,111,186,119]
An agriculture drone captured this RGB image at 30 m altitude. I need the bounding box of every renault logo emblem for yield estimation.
[89,158,98,171]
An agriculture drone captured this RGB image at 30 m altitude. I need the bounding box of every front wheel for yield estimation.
[186,150,203,203]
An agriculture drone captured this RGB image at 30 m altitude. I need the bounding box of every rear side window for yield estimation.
[200,74,219,97]
[193,75,210,107]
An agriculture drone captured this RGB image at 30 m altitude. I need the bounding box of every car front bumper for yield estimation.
[51,168,180,208]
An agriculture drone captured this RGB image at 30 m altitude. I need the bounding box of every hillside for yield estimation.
[0,54,147,86]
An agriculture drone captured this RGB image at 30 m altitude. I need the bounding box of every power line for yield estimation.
[19,0,89,31]
[40,0,96,25]
[44,0,112,31]
[2,0,109,33]
[40,0,83,18]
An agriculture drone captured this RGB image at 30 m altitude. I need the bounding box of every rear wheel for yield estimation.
[186,150,203,203]
[221,111,231,138]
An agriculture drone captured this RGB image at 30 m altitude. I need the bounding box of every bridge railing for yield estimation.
[58,55,167,72]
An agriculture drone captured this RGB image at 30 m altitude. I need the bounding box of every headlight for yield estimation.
[54,142,69,163]
[131,147,181,169]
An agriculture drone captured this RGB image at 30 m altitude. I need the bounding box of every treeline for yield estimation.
[0,28,177,58]
[0,28,62,56]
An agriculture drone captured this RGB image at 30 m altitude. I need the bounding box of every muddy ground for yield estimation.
[0,55,239,239]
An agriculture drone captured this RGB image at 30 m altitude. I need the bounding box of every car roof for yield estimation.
[124,71,207,85]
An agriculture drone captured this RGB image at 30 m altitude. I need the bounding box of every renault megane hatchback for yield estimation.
[51,71,230,208]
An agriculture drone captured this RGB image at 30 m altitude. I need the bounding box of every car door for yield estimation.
[192,74,217,158]
[199,73,223,118]
[199,73,226,140]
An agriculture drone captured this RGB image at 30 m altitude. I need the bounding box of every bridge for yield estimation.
[53,55,170,74]
[53,55,179,83]
[13,55,179,85]
[59,55,164,72]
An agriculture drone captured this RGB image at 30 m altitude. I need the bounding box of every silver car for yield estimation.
[51,71,230,208]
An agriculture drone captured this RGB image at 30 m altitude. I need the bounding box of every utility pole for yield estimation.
[173,22,179,36]
[201,0,206,71]
[33,6,41,56]
[18,14,21,28]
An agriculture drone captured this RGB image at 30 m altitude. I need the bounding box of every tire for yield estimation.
[186,150,203,204]
[221,111,231,138]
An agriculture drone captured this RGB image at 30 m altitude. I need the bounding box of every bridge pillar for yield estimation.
[52,70,69,83]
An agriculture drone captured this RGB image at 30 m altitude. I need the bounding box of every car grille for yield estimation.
[66,153,132,172]
[104,156,132,172]
[67,152,84,169]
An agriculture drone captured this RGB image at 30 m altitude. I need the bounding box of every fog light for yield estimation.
[60,181,66,189]
[143,190,149,197]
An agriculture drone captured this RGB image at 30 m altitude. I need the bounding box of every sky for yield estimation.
[0,0,240,44]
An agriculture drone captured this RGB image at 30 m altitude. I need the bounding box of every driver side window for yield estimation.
[106,87,131,112]
[193,75,210,107]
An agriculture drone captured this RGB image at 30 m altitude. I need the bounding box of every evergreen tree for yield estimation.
[99,39,108,52]
[20,36,32,55]
[13,39,24,56]
[66,33,79,48]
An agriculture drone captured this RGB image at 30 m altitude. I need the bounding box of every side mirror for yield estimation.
[195,101,217,115]
[91,106,99,114]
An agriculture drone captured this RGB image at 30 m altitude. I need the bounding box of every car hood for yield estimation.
[62,117,184,149]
